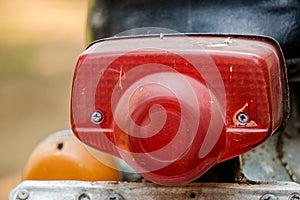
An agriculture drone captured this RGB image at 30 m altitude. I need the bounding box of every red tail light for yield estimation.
[71,35,288,185]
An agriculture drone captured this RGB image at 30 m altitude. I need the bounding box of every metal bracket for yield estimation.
[9,180,300,200]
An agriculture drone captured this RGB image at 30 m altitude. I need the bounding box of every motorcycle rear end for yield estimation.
[9,0,300,199]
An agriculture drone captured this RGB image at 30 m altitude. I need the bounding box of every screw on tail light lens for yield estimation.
[71,34,288,185]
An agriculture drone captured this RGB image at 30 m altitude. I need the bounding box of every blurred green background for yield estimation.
[0,0,86,197]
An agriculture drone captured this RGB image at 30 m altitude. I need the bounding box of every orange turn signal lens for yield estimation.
[23,131,121,181]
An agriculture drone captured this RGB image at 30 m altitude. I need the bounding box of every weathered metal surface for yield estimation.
[280,86,300,182]
[9,180,300,200]
[241,133,292,181]
[281,130,300,182]
[241,124,300,182]
[242,82,300,183]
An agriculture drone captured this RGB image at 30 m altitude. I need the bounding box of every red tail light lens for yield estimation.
[71,35,287,185]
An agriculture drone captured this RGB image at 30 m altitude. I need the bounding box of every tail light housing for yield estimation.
[71,34,288,185]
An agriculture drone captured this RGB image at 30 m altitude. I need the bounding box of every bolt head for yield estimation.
[91,111,104,124]
[237,112,249,125]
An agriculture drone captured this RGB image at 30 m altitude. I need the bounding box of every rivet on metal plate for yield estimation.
[17,190,29,200]
[289,193,300,200]
[106,193,125,200]
[79,193,91,200]
[260,193,279,200]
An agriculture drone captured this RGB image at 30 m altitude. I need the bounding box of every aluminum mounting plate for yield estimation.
[9,180,300,200]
